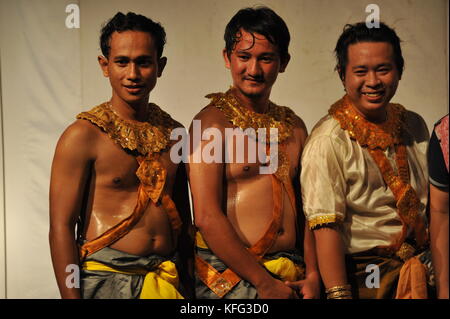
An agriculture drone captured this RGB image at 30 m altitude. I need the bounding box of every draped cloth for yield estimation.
[345,247,433,299]
[75,102,183,261]
[81,246,183,299]
[75,103,185,299]
[434,114,449,172]
[194,89,301,298]
[301,96,432,299]
[301,97,429,254]
[195,233,305,299]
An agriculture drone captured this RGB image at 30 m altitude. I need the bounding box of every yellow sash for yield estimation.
[196,232,303,284]
[83,260,184,299]
[262,257,303,282]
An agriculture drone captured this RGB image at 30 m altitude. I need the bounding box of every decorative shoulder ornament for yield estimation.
[206,88,297,183]
[76,102,183,260]
[329,95,428,251]
[77,102,178,156]
[206,88,297,144]
[329,95,405,150]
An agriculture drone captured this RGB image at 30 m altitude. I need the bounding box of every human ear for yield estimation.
[98,55,109,77]
[157,57,167,77]
[223,49,231,70]
[279,54,291,73]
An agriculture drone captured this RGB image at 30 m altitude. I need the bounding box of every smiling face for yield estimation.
[98,30,166,107]
[223,29,289,102]
[343,41,400,122]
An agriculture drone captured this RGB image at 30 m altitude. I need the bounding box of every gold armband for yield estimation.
[325,284,352,299]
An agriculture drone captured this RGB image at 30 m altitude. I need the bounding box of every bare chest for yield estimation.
[225,133,301,182]
[93,134,178,191]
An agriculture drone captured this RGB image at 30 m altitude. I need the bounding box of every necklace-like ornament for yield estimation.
[206,88,296,183]
[206,89,297,144]
[77,102,178,156]
[329,95,427,250]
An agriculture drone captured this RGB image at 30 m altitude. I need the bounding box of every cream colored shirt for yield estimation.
[301,111,429,254]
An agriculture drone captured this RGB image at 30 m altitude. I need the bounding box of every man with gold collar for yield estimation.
[49,12,193,299]
[301,22,431,299]
[188,6,320,299]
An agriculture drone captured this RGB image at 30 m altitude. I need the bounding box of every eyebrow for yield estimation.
[352,62,393,69]
[113,55,153,60]
[235,50,277,56]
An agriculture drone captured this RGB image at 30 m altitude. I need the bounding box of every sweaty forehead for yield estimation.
[109,30,157,57]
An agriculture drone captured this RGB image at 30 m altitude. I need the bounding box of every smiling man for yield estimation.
[49,12,193,299]
[188,6,320,299]
[301,22,432,299]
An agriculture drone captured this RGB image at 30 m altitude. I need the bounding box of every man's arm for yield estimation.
[429,184,449,299]
[49,120,95,299]
[187,113,296,299]
[285,123,321,298]
[313,225,348,293]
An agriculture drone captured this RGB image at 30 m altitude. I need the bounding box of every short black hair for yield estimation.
[224,6,290,64]
[334,22,404,80]
[100,12,166,58]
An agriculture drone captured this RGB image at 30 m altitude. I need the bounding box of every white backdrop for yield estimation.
[0,0,448,298]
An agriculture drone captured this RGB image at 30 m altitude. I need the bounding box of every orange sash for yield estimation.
[195,173,297,298]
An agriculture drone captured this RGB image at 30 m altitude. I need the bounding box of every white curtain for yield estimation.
[0,0,81,298]
[0,0,447,298]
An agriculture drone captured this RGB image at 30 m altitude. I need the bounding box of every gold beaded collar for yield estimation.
[77,102,178,156]
[329,95,427,250]
[329,95,406,150]
[205,88,297,144]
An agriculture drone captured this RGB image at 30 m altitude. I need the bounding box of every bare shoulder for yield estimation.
[59,119,101,143]
[190,105,229,131]
[55,119,103,159]
[168,119,187,145]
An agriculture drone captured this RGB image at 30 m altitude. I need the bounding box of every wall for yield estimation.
[0,0,447,298]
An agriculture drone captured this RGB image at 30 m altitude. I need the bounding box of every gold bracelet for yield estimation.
[327,290,352,299]
[331,295,352,299]
[325,284,352,294]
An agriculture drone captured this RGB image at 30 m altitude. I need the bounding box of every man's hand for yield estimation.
[285,272,321,299]
[256,278,299,299]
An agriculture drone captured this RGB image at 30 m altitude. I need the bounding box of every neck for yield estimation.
[109,95,149,121]
[231,87,270,114]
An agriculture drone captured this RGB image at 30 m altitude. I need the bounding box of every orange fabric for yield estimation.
[369,147,428,252]
[195,174,292,297]
[195,255,242,298]
[161,194,183,236]
[136,155,167,203]
[395,256,428,299]
[330,96,428,254]
[249,175,284,257]
[79,184,150,260]
[79,156,182,261]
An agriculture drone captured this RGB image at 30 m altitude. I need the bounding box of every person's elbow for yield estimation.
[193,203,222,233]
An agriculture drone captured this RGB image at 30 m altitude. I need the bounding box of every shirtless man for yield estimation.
[188,6,320,299]
[49,12,192,299]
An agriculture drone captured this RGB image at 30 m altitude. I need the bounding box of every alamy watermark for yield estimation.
[65,4,80,29]
[170,120,279,174]
[365,264,380,288]
[365,4,380,28]
[65,264,80,288]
